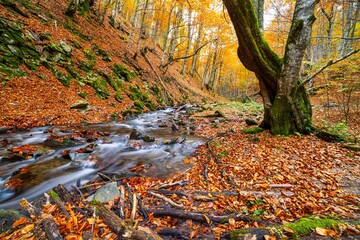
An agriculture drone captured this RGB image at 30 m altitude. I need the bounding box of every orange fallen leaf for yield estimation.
[228,218,235,225]
[190,229,198,239]
[12,217,28,228]
[284,227,295,234]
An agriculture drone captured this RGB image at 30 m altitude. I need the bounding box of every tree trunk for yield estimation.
[223,0,316,135]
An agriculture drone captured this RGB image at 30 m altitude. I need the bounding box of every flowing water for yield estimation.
[0,108,205,209]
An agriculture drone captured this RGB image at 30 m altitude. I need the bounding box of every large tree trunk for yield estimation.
[223,0,316,135]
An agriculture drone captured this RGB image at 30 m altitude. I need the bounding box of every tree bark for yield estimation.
[223,0,316,135]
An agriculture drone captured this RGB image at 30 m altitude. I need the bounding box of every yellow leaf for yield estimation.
[21,224,34,234]
[264,235,277,240]
[203,214,211,224]
[151,218,162,226]
[284,227,295,234]
[315,227,328,236]
[228,218,235,225]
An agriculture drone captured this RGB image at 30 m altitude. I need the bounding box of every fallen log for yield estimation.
[38,215,63,240]
[152,208,256,223]
[94,203,162,240]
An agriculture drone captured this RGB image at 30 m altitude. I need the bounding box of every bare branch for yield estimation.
[161,40,215,69]
[300,49,360,87]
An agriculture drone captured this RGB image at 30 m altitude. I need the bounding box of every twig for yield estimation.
[137,195,148,220]
[72,185,85,200]
[130,193,138,221]
[152,208,256,223]
[149,191,186,209]
[126,183,134,209]
[254,184,294,189]
[91,207,96,237]
[119,185,125,219]
[300,49,360,87]
[158,180,190,189]
[142,50,171,103]
[98,172,112,181]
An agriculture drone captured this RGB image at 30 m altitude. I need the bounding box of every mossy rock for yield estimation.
[241,127,264,134]
[0,18,40,71]
[222,228,270,240]
[78,60,96,71]
[83,74,109,100]
[39,32,51,41]
[315,129,345,143]
[145,100,157,111]
[279,217,341,237]
[112,64,136,82]
[133,101,144,111]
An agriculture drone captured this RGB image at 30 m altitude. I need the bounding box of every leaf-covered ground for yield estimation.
[1,102,359,239]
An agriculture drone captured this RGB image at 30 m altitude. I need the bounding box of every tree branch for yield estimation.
[161,40,214,69]
[300,49,360,87]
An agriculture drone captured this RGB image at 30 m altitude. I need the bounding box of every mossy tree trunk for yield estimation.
[223,0,317,135]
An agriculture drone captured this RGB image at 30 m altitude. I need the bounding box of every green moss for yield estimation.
[48,190,60,200]
[270,97,292,135]
[82,73,109,99]
[280,217,341,237]
[83,48,96,60]
[65,65,80,79]
[145,100,157,111]
[0,64,26,77]
[78,60,96,71]
[242,127,264,134]
[39,32,51,41]
[112,64,136,82]
[78,92,87,98]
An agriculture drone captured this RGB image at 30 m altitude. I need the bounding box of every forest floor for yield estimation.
[0,0,359,239]
[1,101,359,240]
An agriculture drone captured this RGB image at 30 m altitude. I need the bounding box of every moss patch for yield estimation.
[242,127,264,134]
[112,64,136,82]
[280,217,341,237]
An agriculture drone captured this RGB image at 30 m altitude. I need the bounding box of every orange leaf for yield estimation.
[284,227,295,234]
[12,217,28,228]
[190,230,198,239]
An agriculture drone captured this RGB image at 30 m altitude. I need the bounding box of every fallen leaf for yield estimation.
[284,227,295,234]
[12,217,28,228]
[228,218,235,225]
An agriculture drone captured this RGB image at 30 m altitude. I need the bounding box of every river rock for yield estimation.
[130,128,145,140]
[93,182,120,203]
[245,118,257,126]
[70,101,91,112]
[142,135,155,142]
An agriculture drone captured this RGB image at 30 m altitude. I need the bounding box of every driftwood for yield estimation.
[48,190,70,220]
[149,191,186,209]
[19,199,63,240]
[152,208,256,223]
[152,189,282,199]
[157,180,190,189]
[19,198,42,218]
[38,215,63,240]
[119,185,125,219]
[94,203,162,240]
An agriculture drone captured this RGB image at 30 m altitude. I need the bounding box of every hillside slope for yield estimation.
[0,0,219,129]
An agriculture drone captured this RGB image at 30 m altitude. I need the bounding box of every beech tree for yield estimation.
[223,0,317,135]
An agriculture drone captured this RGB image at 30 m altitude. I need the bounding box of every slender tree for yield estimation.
[223,0,317,135]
